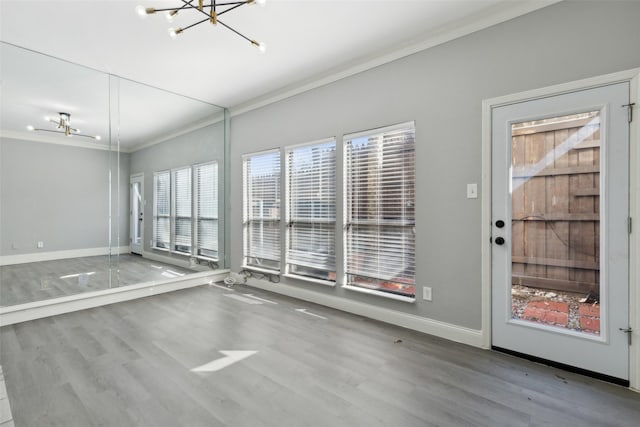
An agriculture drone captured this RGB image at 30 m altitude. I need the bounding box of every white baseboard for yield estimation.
[0,269,229,326]
[242,276,484,348]
[0,246,131,266]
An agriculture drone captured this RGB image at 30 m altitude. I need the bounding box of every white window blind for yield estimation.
[153,171,170,250]
[286,140,336,281]
[172,167,192,254]
[243,151,281,272]
[194,162,218,260]
[344,122,416,298]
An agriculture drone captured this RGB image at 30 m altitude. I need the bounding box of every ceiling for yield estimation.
[0,0,556,150]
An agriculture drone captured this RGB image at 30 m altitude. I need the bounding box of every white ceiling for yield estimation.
[0,0,556,150]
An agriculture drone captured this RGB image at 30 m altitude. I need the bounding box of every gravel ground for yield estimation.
[511,284,597,333]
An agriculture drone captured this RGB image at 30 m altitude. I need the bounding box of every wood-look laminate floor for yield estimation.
[1,283,639,427]
[0,255,196,307]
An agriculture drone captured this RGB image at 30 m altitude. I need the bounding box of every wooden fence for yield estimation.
[511,112,600,295]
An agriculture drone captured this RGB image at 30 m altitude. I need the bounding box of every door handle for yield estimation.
[495,237,505,245]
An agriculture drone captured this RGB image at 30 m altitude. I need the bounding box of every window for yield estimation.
[152,162,219,261]
[243,150,281,272]
[194,162,218,260]
[153,171,170,250]
[286,139,336,282]
[172,167,192,254]
[344,122,416,299]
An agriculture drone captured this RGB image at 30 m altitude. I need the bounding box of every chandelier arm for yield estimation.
[216,2,246,16]
[217,19,253,43]
[177,0,248,18]
[181,16,211,31]
[32,129,99,140]
[146,6,192,12]
[202,1,252,7]
[179,0,211,19]
[175,0,197,14]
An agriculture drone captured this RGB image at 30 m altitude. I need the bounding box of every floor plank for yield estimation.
[1,283,639,426]
[0,255,197,307]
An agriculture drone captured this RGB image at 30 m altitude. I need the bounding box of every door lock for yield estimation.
[619,327,633,345]
[495,237,505,245]
[495,220,505,228]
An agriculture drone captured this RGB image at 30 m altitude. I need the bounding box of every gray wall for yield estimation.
[229,1,640,330]
[0,137,130,255]
[130,122,225,264]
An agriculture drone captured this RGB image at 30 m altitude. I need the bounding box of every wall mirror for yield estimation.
[0,42,227,309]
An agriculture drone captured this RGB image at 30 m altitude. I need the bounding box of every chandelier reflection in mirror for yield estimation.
[27,112,102,141]
[136,0,267,52]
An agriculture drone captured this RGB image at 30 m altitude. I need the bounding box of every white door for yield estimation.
[491,83,630,382]
[130,174,144,255]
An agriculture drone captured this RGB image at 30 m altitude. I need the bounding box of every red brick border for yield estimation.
[579,303,600,334]
[523,301,569,327]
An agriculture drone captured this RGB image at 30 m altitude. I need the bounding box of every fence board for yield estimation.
[511,112,600,295]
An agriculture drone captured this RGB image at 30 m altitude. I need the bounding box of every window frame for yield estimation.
[193,161,219,261]
[152,162,220,262]
[152,170,171,251]
[284,137,337,285]
[343,121,417,302]
[171,166,193,255]
[242,149,282,273]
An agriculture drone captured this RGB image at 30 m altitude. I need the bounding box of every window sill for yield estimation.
[241,265,280,275]
[170,250,191,257]
[195,256,219,263]
[342,284,416,303]
[152,246,170,252]
[283,273,336,287]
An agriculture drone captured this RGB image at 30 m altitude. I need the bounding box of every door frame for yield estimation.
[481,68,640,391]
[130,173,144,255]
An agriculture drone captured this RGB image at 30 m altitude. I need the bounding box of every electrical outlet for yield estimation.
[37,241,44,249]
[423,286,432,301]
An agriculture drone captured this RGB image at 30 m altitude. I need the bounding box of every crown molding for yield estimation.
[229,0,561,117]
[128,111,226,153]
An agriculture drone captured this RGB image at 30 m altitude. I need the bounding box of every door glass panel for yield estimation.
[510,111,601,336]
[132,181,142,245]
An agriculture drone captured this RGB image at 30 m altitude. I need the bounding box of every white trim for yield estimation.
[483,68,640,108]
[342,284,415,304]
[241,265,281,275]
[241,147,280,160]
[0,270,229,326]
[141,249,212,272]
[130,173,144,255]
[244,276,483,348]
[481,96,493,349]
[481,68,640,390]
[630,74,640,393]
[284,137,337,152]
[343,121,415,141]
[0,246,130,266]
[282,273,336,287]
[229,1,561,117]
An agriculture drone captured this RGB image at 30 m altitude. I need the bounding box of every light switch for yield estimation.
[467,183,478,199]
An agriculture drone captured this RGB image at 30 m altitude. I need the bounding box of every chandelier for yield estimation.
[136,0,267,52]
[27,112,101,141]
